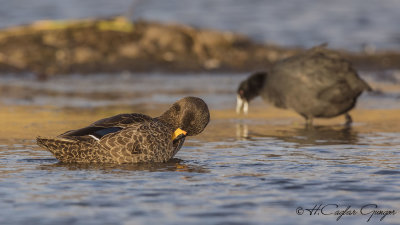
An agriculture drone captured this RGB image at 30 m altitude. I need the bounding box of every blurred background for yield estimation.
[0,0,399,109]
[0,0,400,50]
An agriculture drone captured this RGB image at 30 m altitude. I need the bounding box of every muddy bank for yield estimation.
[2,104,400,140]
[0,17,399,76]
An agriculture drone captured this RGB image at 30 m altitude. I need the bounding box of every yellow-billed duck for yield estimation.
[37,97,210,163]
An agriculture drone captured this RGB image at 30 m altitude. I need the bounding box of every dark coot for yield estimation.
[237,45,372,125]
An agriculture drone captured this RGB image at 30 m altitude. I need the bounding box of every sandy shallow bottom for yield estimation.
[1,105,400,140]
[0,73,400,225]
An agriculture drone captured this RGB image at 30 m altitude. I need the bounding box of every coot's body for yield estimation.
[237,46,371,124]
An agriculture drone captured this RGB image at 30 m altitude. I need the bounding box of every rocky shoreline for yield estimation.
[0,17,399,76]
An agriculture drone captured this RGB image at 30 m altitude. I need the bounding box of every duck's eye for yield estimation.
[183,112,195,126]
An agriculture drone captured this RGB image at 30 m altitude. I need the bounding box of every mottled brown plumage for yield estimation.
[37,97,210,163]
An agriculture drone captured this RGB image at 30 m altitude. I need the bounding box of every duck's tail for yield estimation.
[36,136,80,162]
[362,79,373,92]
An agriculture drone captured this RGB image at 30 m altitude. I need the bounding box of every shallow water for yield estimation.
[1,72,400,224]
[1,121,400,225]
[0,0,400,50]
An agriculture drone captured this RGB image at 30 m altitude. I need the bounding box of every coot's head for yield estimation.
[236,72,267,114]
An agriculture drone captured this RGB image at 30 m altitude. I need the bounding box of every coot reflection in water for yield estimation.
[273,126,359,146]
[235,123,358,146]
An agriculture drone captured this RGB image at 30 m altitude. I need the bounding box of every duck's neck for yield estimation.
[157,109,180,130]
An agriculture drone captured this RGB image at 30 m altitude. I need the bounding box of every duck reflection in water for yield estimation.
[39,158,209,173]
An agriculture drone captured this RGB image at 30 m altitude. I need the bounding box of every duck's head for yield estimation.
[236,72,267,114]
[159,97,210,136]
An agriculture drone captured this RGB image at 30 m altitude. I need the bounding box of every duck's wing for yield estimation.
[59,113,153,140]
[99,120,176,163]
[90,113,153,127]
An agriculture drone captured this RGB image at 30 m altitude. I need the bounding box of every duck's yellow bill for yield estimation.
[172,128,187,140]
